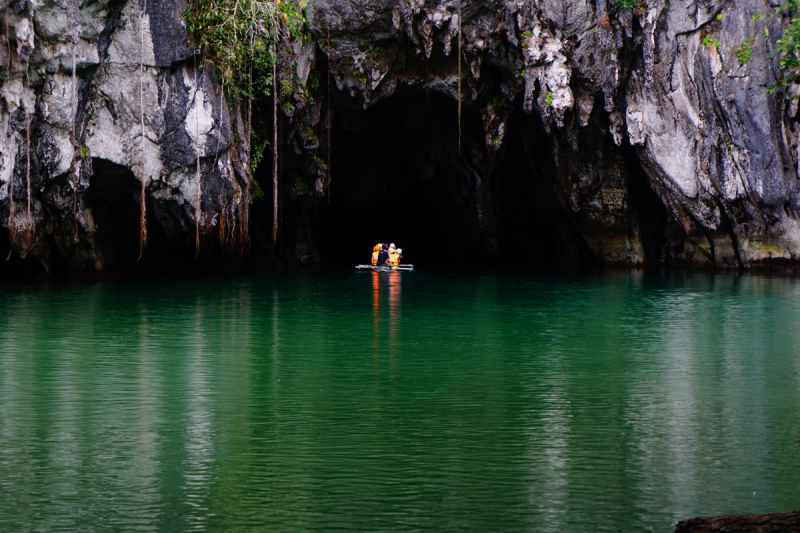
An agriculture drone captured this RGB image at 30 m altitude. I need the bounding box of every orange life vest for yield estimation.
[372,252,379,266]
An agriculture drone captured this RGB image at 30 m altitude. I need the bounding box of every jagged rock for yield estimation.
[675,510,800,532]
[1,0,800,273]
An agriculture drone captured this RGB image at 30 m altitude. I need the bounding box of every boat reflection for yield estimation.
[370,271,402,364]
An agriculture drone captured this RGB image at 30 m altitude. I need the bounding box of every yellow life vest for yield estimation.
[389,253,400,267]
[372,252,380,266]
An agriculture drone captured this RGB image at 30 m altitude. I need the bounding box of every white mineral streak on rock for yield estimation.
[625,103,646,145]
[15,18,35,62]
[185,73,215,156]
[0,113,18,196]
[106,2,156,67]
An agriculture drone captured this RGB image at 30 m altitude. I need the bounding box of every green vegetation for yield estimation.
[703,35,720,50]
[716,13,724,21]
[491,96,509,109]
[184,0,307,101]
[545,91,553,108]
[735,38,755,65]
[752,11,763,21]
[81,146,89,158]
[616,0,639,9]
[771,0,800,93]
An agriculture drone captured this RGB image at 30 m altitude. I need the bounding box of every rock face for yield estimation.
[675,510,800,532]
[2,0,800,274]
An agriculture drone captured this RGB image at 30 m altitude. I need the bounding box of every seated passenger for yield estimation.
[377,244,391,267]
[389,247,400,268]
[371,244,381,266]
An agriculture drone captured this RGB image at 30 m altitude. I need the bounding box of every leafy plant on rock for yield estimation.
[616,0,639,10]
[735,38,755,65]
[184,0,307,101]
[771,0,800,93]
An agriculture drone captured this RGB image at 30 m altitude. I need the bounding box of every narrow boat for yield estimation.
[355,264,414,272]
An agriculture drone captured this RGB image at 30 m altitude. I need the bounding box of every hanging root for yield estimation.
[25,110,32,247]
[6,176,14,261]
[272,42,278,246]
[457,0,462,155]
[194,55,202,259]
[70,29,79,241]
[327,13,332,202]
[138,0,148,260]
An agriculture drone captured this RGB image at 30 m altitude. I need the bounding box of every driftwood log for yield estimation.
[676,510,800,532]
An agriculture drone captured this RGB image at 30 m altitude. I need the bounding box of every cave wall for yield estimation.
[1,0,800,274]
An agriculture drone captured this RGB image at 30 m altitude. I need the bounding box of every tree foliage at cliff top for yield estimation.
[773,0,800,92]
[184,0,308,99]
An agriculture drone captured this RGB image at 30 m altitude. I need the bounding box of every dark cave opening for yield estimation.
[88,158,225,277]
[311,91,605,271]
[88,158,142,267]
[313,93,497,270]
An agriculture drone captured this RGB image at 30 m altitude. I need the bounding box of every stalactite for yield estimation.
[138,0,148,259]
[272,42,278,246]
[457,0,462,154]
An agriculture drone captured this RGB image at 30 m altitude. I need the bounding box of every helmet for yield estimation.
[390,243,396,249]
[389,247,396,254]
[396,248,402,254]
[374,244,381,252]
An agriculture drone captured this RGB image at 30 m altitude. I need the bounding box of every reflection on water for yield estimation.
[0,271,799,532]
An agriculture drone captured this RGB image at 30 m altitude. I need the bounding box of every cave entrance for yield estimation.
[315,93,507,270]
[312,91,594,271]
[87,158,142,267]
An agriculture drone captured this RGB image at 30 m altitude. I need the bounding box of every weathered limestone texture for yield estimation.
[1,0,246,272]
[1,0,800,272]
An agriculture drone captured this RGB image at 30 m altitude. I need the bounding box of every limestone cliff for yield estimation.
[1,0,799,274]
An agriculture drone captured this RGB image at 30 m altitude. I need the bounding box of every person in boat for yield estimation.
[389,247,401,268]
[376,243,392,267]
[394,248,403,267]
[371,244,382,266]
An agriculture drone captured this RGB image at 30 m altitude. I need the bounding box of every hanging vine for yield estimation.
[194,51,201,258]
[138,0,148,259]
[4,9,11,260]
[457,0,462,154]
[70,28,79,241]
[184,0,307,250]
[326,5,332,203]
[272,42,279,245]
[25,99,31,247]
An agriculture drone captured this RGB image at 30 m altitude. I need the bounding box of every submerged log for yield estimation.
[676,510,800,532]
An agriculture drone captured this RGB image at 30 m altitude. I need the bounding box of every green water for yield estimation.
[0,271,799,532]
